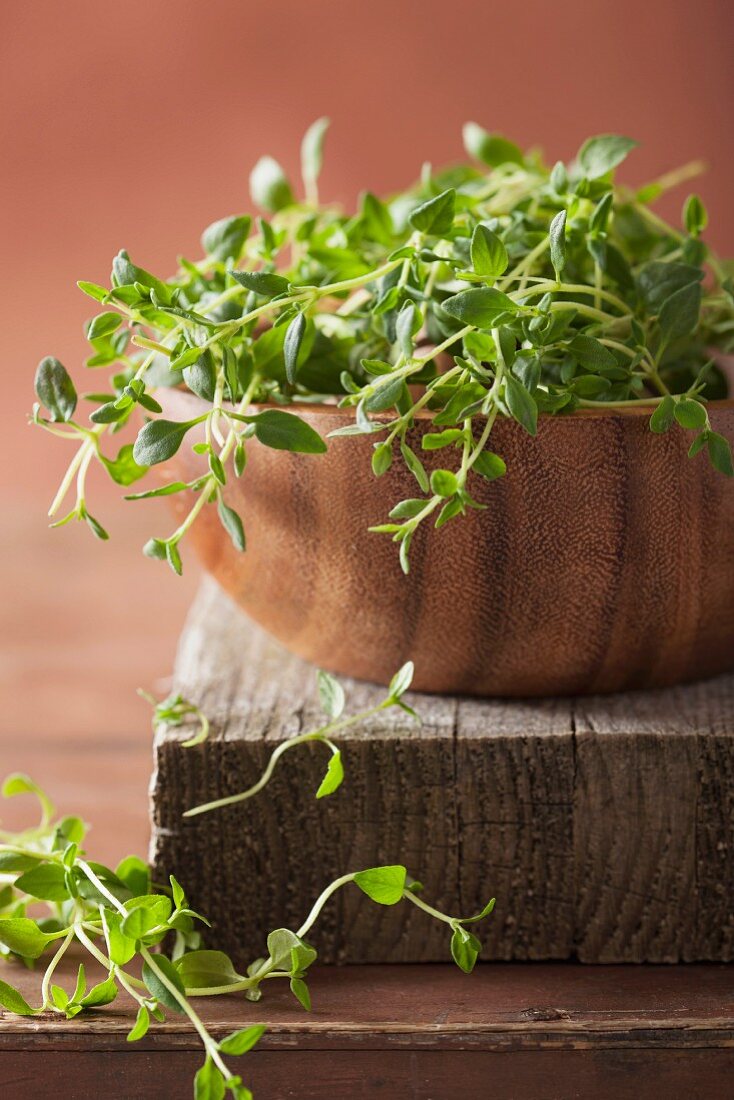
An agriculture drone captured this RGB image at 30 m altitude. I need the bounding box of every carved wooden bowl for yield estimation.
[160,390,734,696]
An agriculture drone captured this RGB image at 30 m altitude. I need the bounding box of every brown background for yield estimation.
[0,0,732,853]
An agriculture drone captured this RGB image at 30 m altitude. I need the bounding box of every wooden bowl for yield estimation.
[159,390,734,696]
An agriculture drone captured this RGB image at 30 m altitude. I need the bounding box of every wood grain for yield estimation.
[2,955,734,1099]
[151,580,734,964]
[159,390,734,697]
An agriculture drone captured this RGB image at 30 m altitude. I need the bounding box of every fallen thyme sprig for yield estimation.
[0,771,493,1099]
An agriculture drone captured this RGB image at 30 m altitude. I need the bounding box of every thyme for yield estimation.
[0,770,494,1098]
[32,120,733,575]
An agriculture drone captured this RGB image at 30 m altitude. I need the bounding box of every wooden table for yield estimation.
[1,744,733,1097]
[2,555,733,1098]
[3,954,734,1099]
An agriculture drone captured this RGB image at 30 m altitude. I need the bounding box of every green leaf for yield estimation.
[16,863,68,903]
[0,918,51,960]
[567,334,617,372]
[388,661,414,699]
[107,912,137,966]
[86,313,122,340]
[317,670,345,720]
[461,897,496,924]
[504,375,538,436]
[217,499,246,552]
[2,774,54,824]
[266,928,304,970]
[578,134,637,179]
[462,123,524,167]
[422,429,464,451]
[364,375,405,413]
[101,444,148,487]
[0,978,36,1015]
[360,191,394,245]
[649,395,675,434]
[638,261,703,313]
[80,975,118,1008]
[126,481,190,501]
[290,941,317,974]
[470,224,508,279]
[674,398,707,430]
[389,499,425,520]
[253,410,326,454]
[170,345,206,371]
[472,451,506,481]
[83,508,109,542]
[396,301,419,357]
[194,1056,226,1100]
[589,192,614,236]
[201,215,251,262]
[683,194,708,237]
[169,875,186,912]
[0,851,40,873]
[442,286,517,329]
[353,865,407,905]
[707,432,734,476]
[230,269,290,297]
[659,282,701,345]
[290,977,311,1011]
[301,117,330,197]
[371,441,393,476]
[249,155,294,213]
[550,161,567,194]
[450,926,481,973]
[183,354,217,402]
[284,311,307,385]
[166,542,183,576]
[115,856,150,897]
[176,949,243,991]
[121,895,172,940]
[549,210,567,280]
[78,280,109,302]
[111,250,169,299]
[400,442,429,492]
[142,954,186,1013]
[316,751,344,799]
[409,188,456,235]
[127,1004,150,1042]
[219,1024,266,1056]
[34,357,77,423]
[133,418,199,466]
[430,468,459,497]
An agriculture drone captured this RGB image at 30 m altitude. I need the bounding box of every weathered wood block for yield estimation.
[150,579,734,965]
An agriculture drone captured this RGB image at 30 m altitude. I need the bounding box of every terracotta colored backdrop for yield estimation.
[1,0,733,762]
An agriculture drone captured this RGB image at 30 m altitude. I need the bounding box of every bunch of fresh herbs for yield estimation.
[0,668,494,1098]
[33,121,734,572]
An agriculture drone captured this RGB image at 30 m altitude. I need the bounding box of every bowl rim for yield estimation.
[162,388,734,422]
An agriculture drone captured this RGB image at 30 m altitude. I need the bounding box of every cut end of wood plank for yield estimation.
[150,578,734,965]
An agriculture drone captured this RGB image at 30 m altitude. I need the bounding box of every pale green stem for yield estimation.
[185,701,389,816]
[41,928,75,1010]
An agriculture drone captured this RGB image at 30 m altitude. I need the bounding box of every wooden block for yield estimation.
[150,579,734,964]
[2,955,734,1100]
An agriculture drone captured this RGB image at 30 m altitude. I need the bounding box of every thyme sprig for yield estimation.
[0,770,493,1098]
[33,121,734,572]
[181,663,416,817]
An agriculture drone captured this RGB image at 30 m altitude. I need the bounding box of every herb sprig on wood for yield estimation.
[0,771,494,1098]
[33,121,734,573]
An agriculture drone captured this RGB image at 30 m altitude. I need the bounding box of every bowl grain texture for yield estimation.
[160,390,734,696]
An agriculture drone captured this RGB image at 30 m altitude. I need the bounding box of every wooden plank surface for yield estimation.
[2,954,733,1099]
[151,579,734,964]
